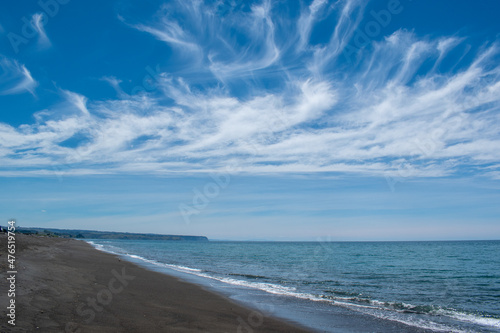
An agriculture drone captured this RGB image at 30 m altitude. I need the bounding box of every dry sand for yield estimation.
[0,234,312,332]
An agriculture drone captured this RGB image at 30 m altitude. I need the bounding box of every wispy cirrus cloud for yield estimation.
[1,0,499,179]
[62,90,90,116]
[297,0,329,51]
[133,21,200,52]
[305,0,366,75]
[208,0,281,80]
[0,56,38,95]
[32,13,51,49]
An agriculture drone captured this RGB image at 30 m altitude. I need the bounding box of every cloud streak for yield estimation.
[1,0,499,179]
[32,13,51,48]
[0,56,38,95]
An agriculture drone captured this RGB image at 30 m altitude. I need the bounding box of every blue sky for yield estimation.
[0,0,499,240]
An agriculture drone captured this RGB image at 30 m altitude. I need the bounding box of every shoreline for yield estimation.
[0,234,311,332]
[98,240,445,333]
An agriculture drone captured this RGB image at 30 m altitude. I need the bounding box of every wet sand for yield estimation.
[0,234,311,332]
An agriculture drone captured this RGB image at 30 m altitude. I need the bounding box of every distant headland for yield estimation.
[4,226,208,241]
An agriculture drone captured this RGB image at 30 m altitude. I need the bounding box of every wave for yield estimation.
[86,241,128,255]
[86,242,203,273]
[181,272,479,332]
[227,273,268,279]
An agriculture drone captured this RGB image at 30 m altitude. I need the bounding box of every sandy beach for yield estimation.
[0,234,311,332]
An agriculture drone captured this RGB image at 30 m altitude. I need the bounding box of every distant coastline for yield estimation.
[2,226,208,241]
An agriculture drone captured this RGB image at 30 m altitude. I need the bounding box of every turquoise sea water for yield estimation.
[88,240,500,332]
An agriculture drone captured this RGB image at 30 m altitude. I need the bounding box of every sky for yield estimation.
[0,0,499,241]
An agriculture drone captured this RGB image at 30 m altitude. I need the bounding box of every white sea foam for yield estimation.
[86,241,108,252]
[166,264,202,273]
[438,308,500,328]
[366,311,468,333]
[86,241,128,256]
[125,254,203,273]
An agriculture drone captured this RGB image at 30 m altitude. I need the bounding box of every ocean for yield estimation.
[87,239,500,332]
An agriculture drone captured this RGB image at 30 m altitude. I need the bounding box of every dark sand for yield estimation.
[0,234,311,332]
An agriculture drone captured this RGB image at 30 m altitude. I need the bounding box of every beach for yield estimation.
[0,234,310,332]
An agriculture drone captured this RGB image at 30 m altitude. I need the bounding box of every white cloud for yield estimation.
[133,22,199,52]
[310,0,366,75]
[209,1,280,80]
[127,0,281,81]
[297,0,329,51]
[62,90,90,116]
[32,13,51,48]
[100,76,125,97]
[0,57,38,95]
